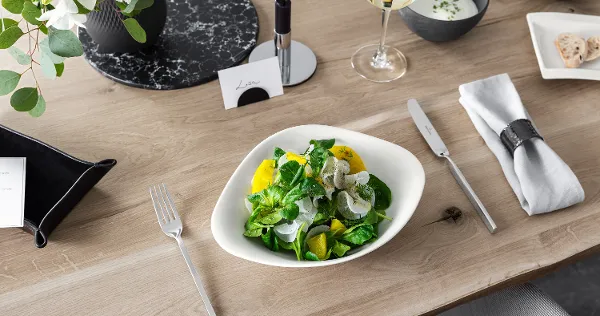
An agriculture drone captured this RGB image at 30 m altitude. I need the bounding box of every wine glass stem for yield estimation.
[373,9,392,68]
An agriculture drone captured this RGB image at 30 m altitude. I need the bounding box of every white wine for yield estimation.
[367,0,415,10]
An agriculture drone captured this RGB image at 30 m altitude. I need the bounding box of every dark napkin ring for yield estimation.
[500,119,543,155]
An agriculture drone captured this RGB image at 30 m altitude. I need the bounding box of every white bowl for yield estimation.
[211,125,425,267]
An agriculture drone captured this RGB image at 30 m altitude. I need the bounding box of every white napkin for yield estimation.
[458,73,584,215]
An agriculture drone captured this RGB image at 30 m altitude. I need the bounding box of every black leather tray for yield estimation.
[0,124,116,248]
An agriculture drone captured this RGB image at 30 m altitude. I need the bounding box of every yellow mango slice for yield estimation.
[251,160,275,193]
[286,152,307,165]
[307,233,328,260]
[330,145,367,174]
[330,219,347,235]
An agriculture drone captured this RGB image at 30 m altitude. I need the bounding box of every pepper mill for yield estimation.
[249,0,317,86]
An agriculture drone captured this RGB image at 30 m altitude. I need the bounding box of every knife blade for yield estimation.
[407,99,449,157]
[407,99,497,233]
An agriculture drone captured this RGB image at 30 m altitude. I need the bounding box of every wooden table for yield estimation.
[1,0,600,315]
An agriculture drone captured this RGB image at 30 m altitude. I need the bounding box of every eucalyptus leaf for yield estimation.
[48,30,83,57]
[10,87,38,112]
[39,24,48,34]
[134,0,153,11]
[74,0,94,13]
[123,18,146,43]
[28,94,45,117]
[0,18,18,31]
[0,70,20,96]
[39,37,65,63]
[122,0,139,13]
[22,1,42,25]
[1,0,24,14]
[40,52,57,79]
[115,1,126,10]
[55,62,64,77]
[0,26,24,49]
[7,46,31,65]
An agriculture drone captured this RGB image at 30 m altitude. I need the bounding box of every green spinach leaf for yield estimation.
[309,139,335,149]
[368,174,392,211]
[332,241,351,257]
[291,222,307,260]
[313,198,335,225]
[265,185,286,206]
[276,235,293,250]
[280,203,300,220]
[273,147,286,167]
[301,177,326,197]
[308,146,332,177]
[243,221,263,237]
[257,211,283,225]
[304,251,320,261]
[342,225,374,245]
[261,228,279,251]
[275,160,304,190]
[282,184,305,205]
[247,185,286,208]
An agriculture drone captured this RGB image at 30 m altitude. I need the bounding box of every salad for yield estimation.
[243,139,392,261]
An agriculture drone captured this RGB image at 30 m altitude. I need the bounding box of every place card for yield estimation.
[218,57,284,109]
[0,158,26,228]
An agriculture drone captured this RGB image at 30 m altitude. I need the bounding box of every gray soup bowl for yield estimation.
[399,0,489,42]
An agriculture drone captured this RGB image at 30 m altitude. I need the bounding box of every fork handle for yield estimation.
[176,237,217,316]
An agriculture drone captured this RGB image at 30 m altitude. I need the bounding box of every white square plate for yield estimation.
[211,125,425,267]
[527,12,600,80]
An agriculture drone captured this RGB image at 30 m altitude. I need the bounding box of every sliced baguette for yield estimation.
[586,36,600,62]
[555,33,587,68]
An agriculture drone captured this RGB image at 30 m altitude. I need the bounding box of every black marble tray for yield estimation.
[0,125,116,248]
[79,0,259,90]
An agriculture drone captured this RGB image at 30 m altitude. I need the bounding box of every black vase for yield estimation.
[84,0,167,53]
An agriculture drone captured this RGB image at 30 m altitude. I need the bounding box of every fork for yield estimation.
[149,184,217,316]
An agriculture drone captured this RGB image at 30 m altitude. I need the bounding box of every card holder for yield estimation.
[237,87,270,107]
[0,125,116,248]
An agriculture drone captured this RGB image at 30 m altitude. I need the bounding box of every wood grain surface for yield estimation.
[1,0,600,315]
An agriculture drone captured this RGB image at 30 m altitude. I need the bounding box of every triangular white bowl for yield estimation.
[211,125,425,267]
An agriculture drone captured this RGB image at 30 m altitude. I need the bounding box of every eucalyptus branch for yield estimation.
[32,28,40,54]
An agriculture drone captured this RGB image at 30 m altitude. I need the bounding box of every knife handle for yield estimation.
[443,155,497,234]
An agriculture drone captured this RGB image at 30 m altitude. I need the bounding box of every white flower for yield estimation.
[37,0,87,30]
[115,0,132,3]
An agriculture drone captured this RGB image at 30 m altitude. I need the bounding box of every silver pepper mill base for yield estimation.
[249,40,317,87]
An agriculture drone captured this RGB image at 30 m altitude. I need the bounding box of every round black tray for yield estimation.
[79,0,259,90]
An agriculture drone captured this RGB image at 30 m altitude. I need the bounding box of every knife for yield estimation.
[408,99,497,234]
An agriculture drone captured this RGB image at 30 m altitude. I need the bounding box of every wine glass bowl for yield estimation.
[352,0,416,83]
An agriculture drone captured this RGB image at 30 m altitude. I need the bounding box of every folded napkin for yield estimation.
[458,74,584,215]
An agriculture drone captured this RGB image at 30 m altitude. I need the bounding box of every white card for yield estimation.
[0,158,26,228]
[218,57,284,109]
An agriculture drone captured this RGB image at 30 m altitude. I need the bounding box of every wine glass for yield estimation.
[352,0,416,82]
